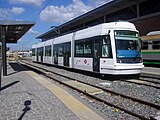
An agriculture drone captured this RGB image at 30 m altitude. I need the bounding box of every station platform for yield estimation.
[0,62,105,120]
[141,66,160,78]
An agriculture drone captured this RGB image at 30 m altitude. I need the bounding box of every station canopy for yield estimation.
[0,20,35,43]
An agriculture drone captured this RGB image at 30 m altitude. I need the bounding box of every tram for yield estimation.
[141,33,160,65]
[32,22,144,76]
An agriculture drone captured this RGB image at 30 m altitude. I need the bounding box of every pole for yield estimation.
[2,25,7,76]
[137,2,140,17]
[0,26,2,90]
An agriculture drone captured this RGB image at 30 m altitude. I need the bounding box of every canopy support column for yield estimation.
[1,25,7,76]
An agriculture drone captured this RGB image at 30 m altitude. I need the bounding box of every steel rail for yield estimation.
[140,74,160,80]
[20,61,152,120]
[139,78,160,84]
[125,80,160,89]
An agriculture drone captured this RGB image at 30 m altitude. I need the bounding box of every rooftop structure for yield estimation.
[37,0,160,41]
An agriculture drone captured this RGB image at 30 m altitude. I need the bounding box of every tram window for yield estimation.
[59,47,63,56]
[153,41,160,49]
[37,47,43,56]
[148,41,153,50]
[32,48,35,56]
[75,40,84,56]
[102,36,112,58]
[54,44,63,57]
[84,40,92,57]
[40,48,43,56]
[141,41,148,50]
[63,42,71,57]
[37,48,39,56]
[53,45,58,57]
[45,45,51,56]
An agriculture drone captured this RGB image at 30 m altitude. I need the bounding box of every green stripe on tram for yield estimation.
[143,61,160,65]
[142,51,160,54]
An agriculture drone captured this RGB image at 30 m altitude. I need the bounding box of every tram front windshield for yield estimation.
[115,30,141,63]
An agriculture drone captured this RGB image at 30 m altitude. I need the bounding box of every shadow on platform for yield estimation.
[18,100,31,120]
[0,81,19,92]
[7,62,29,76]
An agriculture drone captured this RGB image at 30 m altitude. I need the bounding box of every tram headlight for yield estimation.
[117,59,122,63]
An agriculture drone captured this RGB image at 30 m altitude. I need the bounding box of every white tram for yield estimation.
[32,22,144,75]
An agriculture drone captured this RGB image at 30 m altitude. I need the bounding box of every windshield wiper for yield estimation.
[133,48,141,62]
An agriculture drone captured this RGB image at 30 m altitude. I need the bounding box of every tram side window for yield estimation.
[0,43,1,63]
[40,47,43,56]
[63,42,71,57]
[37,47,43,56]
[32,48,35,56]
[84,40,92,57]
[58,44,63,57]
[75,39,92,57]
[75,40,84,57]
[37,48,40,56]
[141,41,148,50]
[54,44,63,57]
[153,41,160,49]
[102,36,112,58]
[45,45,51,56]
[148,41,153,50]
[53,45,58,57]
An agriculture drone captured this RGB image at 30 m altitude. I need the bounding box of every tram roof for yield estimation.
[37,0,147,40]
[141,34,160,41]
[0,20,35,43]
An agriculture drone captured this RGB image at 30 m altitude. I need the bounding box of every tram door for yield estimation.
[53,45,58,65]
[93,39,100,72]
[37,47,43,62]
[63,42,71,66]
[36,48,38,62]
[40,47,43,62]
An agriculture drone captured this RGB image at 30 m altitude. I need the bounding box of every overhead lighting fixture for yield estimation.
[14,31,21,34]
[16,26,23,30]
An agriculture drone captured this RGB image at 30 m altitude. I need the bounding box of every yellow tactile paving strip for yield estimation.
[126,79,150,84]
[142,71,160,75]
[63,80,103,94]
[142,67,160,75]
[25,71,104,120]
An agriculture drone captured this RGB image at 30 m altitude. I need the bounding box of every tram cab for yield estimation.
[73,22,144,75]
[99,22,144,75]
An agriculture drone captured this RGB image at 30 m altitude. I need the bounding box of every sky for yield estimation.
[0,0,113,51]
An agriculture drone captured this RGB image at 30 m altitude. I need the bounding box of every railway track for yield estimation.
[128,70,160,89]
[19,60,160,120]
[124,79,160,89]
[139,78,160,84]
[140,73,160,80]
